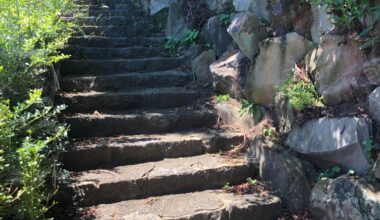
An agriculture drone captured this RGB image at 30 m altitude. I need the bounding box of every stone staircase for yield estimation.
[59,0,282,219]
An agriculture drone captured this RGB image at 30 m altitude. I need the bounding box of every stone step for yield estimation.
[85,190,282,220]
[69,9,139,17]
[63,129,244,171]
[61,70,191,92]
[67,36,164,48]
[66,154,254,206]
[74,3,131,10]
[73,25,162,37]
[63,16,133,26]
[62,46,165,59]
[65,107,217,138]
[60,57,185,76]
[61,87,199,113]
[74,0,135,5]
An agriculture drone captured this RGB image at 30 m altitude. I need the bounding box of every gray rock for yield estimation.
[165,1,188,38]
[192,50,216,86]
[306,35,370,105]
[207,0,233,12]
[285,117,372,175]
[215,99,256,130]
[311,176,380,220]
[310,4,336,43]
[244,32,312,106]
[201,16,233,57]
[210,50,249,97]
[227,12,267,60]
[274,92,295,135]
[233,0,270,19]
[375,154,380,180]
[250,138,311,211]
[149,0,171,16]
[364,58,380,86]
[369,87,380,124]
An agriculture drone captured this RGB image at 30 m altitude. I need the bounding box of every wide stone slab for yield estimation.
[91,190,282,220]
[61,71,191,92]
[61,87,198,112]
[62,47,165,59]
[65,107,218,137]
[68,154,254,206]
[60,57,186,75]
[285,117,371,175]
[67,36,165,48]
[63,129,244,171]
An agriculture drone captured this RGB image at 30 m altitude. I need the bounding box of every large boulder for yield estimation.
[311,176,380,220]
[306,35,369,105]
[149,0,171,16]
[210,50,250,97]
[192,50,216,86]
[201,16,233,57]
[369,87,380,124]
[250,138,311,211]
[165,1,188,38]
[244,32,312,106]
[227,12,267,60]
[232,0,270,19]
[285,117,372,175]
[310,4,336,43]
[215,99,255,130]
[206,0,233,12]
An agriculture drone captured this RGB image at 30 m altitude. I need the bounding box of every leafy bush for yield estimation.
[0,90,68,219]
[218,12,235,26]
[279,75,323,111]
[164,29,200,55]
[0,0,74,101]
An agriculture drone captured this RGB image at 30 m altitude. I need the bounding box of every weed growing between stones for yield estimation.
[164,29,200,55]
[216,94,231,104]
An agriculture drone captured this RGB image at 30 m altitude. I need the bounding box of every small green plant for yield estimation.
[247,177,257,186]
[181,29,200,47]
[362,139,380,182]
[218,12,235,26]
[239,99,263,122]
[216,94,231,104]
[164,36,180,55]
[278,74,323,110]
[318,166,342,181]
[223,182,233,191]
[164,29,200,55]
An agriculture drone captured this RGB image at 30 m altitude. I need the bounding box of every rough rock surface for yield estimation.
[369,87,380,124]
[274,92,295,135]
[227,12,267,60]
[165,1,187,38]
[310,4,335,43]
[207,0,233,12]
[201,16,233,57]
[244,32,312,106]
[375,154,380,180]
[210,50,249,97]
[311,176,380,220]
[233,0,270,19]
[364,58,380,86]
[215,99,255,130]
[93,190,283,220]
[250,138,311,211]
[306,35,369,105]
[149,0,171,16]
[192,50,216,86]
[285,117,372,175]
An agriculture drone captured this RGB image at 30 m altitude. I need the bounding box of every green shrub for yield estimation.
[239,99,263,122]
[0,0,74,101]
[218,12,235,26]
[216,94,231,104]
[164,29,200,55]
[0,89,68,219]
[279,76,323,111]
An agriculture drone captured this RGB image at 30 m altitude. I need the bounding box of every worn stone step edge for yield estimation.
[63,154,255,206]
[60,88,199,113]
[61,70,191,92]
[64,108,218,138]
[61,46,166,59]
[63,129,244,171]
[67,36,164,48]
[72,25,162,37]
[62,16,133,26]
[81,190,282,220]
[60,57,186,75]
